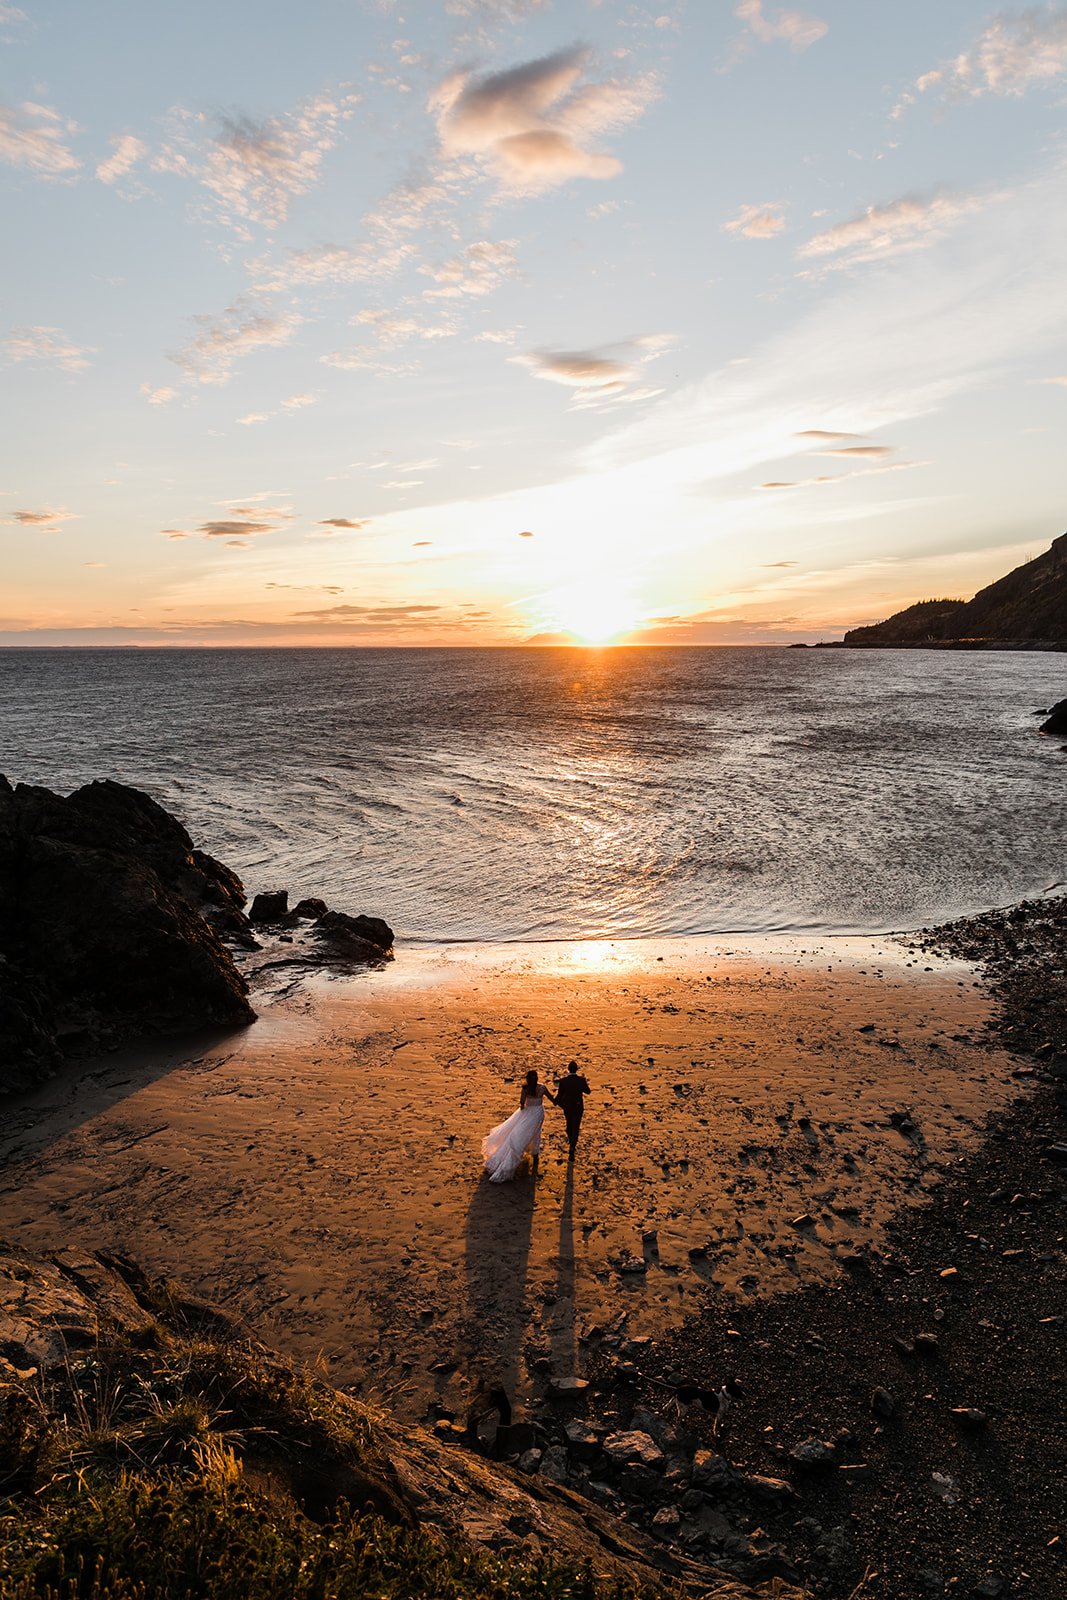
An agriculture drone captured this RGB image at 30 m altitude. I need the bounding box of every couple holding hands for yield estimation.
[482,1061,591,1184]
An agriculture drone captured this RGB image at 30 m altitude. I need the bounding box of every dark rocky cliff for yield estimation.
[843,531,1067,648]
[0,777,255,1092]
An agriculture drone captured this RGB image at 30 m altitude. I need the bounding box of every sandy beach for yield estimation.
[0,934,1027,1425]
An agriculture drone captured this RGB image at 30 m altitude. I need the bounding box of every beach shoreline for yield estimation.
[0,930,1030,1415]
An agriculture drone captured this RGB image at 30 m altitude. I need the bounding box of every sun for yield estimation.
[547,586,641,645]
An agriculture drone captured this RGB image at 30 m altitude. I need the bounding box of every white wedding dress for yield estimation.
[482,1088,547,1183]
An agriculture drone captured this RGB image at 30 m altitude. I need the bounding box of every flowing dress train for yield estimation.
[482,1091,546,1183]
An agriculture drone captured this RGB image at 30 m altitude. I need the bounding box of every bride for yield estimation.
[482,1070,556,1183]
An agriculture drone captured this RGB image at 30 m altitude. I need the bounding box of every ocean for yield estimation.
[1,646,1063,942]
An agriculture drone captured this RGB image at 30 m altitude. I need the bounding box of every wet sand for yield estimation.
[0,935,1027,1422]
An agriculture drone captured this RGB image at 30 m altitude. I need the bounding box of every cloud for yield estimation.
[281,391,317,409]
[0,101,80,177]
[1038,374,1067,386]
[430,46,656,191]
[794,429,859,440]
[317,517,369,529]
[735,0,828,52]
[724,201,786,239]
[816,444,894,458]
[237,412,271,426]
[420,238,519,298]
[157,92,360,234]
[513,334,673,409]
[140,383,176,406]
[762,560,798,566]
[292,602,445,622]
[4,325,92,372]
[96,133,147,187]
[200,520,277,538]
[917,8,1067,101]
[798,189,1002,270]
[9,506,77,529]
[518,529,534,537]
[172,299,301,385]
[164,498,294,544]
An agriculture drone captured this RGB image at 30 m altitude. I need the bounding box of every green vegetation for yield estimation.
[0,1315,652,1600]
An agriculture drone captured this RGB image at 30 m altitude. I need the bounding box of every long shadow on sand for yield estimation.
[462,1167,537,1396]
[0,1023,243,1171]
[548,1158,577,1378]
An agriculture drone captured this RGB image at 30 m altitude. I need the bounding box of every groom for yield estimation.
[554,1060,591,1158]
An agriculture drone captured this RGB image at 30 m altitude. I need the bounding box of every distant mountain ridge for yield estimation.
[842,531,1067,649]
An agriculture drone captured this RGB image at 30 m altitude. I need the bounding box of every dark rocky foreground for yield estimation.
[0,1240,776,1600]
[0,777,394,1095]
[499,897,1066,1599]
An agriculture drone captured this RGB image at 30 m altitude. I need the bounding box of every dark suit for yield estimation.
[555,1073,590,1152]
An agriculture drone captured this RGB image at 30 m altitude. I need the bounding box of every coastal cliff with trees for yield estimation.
[841,532,1067,650]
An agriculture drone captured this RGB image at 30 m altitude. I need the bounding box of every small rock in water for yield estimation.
[249,890,289,924]
[517,1448,542,1473]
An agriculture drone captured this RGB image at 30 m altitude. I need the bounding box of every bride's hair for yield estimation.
[524,1069,538,1088]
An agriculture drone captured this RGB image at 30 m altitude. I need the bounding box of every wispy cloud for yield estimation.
[734,0,828,53]
[430,46,656,192]
[3,325,92,371]
[0,101,80,177]
[172,299,301,385]
[815,444,895,459]
[156,91,359,235]
[588,161,1067,494]
[420,238,519,297]
[513,334,674,409]
[96,132,147,188]
[163,498,294,547]
[140,383,176,406]
[798,189,1002,270]
[8,506,78,529]
[317,516,370,530]
[910,7,1067,103]
[724,201,787,239]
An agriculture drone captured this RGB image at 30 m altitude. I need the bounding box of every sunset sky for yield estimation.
[3,0,1067,645]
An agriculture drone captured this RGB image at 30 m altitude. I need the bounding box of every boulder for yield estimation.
[0,777,255,1091]
[1038,698,1067,736]
[292,897,328,920]
[740,1474,796,1506]
[602,1430,665,1470]
[313,909,395,959]
[249,890,289,924]
[691,1449,735,1494]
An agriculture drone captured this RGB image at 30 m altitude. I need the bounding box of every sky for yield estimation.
[2,0,1067,646]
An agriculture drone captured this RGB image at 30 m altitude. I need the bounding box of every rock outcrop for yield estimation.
[1039,697,1067,736]
[842,530,1067,649]
[0,777,255,1093]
